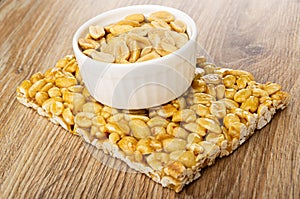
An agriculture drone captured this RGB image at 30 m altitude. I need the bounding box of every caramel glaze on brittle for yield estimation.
[16,55,290,192]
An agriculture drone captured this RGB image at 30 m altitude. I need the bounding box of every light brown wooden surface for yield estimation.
[0,0,299,198]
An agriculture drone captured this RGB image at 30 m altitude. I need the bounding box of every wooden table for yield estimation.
[0,0,299,198]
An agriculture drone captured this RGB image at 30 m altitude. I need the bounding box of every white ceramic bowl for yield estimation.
[73,5,197,109]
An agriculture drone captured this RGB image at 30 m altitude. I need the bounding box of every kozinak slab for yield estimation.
[16,55,290,192]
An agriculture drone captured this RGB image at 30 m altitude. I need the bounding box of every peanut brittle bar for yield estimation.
[16,55,290,192]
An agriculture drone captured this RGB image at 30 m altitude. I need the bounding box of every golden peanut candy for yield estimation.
[106,123,124,135]
[157,104,177,118]
[35,91,49,106]
[136,51,160,62]
[133,151,143,162]
[118,136,138,155]
[202,74,222,85]
[74,112,94,128]
[136,138,154,154]
[107,113,124,123]
[89,25,105,40]
[55,57,69,68]
[220,98,239,110]
[42,98,56,113]
[172,127,189,139]
[187,133,203,145]
[129,119,151,139]
[125,114,149,122]
[223,113,240,129]
[148,11,175,23]
[240,96,259,113]
[178,151,196,168]
[48,87,61,98]
[196,118,222,134]
[225,88,236,99]
[222,70,254,81]
[94,130,106,139]
[28,79,47,98]
[68,85,84,93]
[234,88,252,103]
[172,97,187,110]
[65,92,85,114]
[78,38,100,50]
[151,126,166,135]
[153,152,169,163]
[147,116,168,128]
[210,101,226,118]
[170,20,186,33]
[228,122,246,138]
[236,75,251,89]
[108,132,120,144]
[82,102,103,114]
[166,122,178,135]
[169,150,185,161]
[216,84,225,100]
[183,122,206,136]
[117,120,131,135]
[223,75,236,88]
[191,79,207,93]
[271,92,283,100]
[163,161,186,180]
[17,80,32,97]
[197,141,220,158]
[150,139,163,151]
[110,24,133,36]
[232,138,239,151]
[30,72,44,83]
[55,77,77,88]
[63,59,78,73]
[62,107,74,125]
[146,154,163,171]
[125,13,145,23]
[203,64,216,75]
[188,143,205,155]
[50,101,64,116]
[172,109,196,123]
[252,88,269,97]
[206,133,225,146]
[264,83,281,95]
[92,116,106,127]
[193,93,216,104]
[40,82,53,92]
[207,84,216,98]
[101,106,117,119]
[162,138,187,153]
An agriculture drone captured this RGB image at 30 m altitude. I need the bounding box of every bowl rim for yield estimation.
[72,4,198,68]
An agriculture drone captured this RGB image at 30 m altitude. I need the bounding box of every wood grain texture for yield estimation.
[0,0,299,198]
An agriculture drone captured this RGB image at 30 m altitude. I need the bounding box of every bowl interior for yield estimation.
[73,5,197,68]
